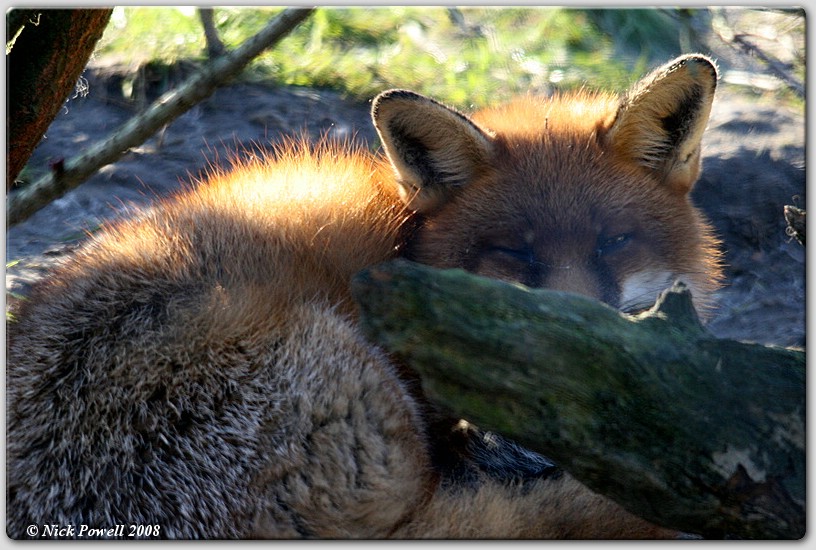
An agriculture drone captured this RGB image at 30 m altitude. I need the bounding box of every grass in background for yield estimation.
[92,7,672,109]
[91,6,804,110]
[95,6,206,65]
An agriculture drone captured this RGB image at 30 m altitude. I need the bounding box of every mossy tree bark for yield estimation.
[6,8,113,191]
[352,259,805,539]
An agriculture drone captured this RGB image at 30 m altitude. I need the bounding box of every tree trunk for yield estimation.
[6,7,314,227]
[198,8,226,58]
[6,8,113,190]
[351,259,805,539]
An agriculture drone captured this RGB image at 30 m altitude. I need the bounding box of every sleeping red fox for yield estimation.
[6,54,722,539]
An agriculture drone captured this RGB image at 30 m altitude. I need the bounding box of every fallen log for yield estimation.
[351,259,805,539]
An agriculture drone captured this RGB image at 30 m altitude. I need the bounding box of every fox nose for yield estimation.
[538,263,618,308]
[543,265,595,296]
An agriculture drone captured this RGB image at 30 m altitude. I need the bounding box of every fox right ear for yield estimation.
[605,54,718,195]
[372,90,495,213]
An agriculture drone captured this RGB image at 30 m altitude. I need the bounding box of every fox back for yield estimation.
[7,54,721,539]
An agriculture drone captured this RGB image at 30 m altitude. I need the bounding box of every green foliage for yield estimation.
[585,9,693,59]
[92,7,803,110]
[95,7,205,64]
[93,6,660,109]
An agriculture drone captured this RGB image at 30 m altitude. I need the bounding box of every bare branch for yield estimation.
[8,7,315,227]
[199,8,226,58]
[711,9,804,99]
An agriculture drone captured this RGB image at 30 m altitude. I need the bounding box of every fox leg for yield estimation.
[249,303,435,538]
[249,303,675,539]
[393,419,679,539]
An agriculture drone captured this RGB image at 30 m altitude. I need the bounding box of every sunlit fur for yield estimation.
[7,55,721,539]
[401,85,722,314]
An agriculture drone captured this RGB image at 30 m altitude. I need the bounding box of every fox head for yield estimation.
[372,54,723,315]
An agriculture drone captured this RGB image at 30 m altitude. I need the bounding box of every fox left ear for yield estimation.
[372,89,495,213]
[605,54,718,195]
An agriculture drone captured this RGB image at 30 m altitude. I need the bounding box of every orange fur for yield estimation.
[7,55,721,539]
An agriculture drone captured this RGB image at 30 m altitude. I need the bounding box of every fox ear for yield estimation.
[605,54,718,195]
[372,90,494,213]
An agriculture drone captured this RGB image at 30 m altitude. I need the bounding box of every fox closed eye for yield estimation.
[489,245,535,264]
[6,53,723,540]
[486,233,633,266]
[596,233,632,258]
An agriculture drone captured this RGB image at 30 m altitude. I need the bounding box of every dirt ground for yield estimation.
[6,67,806,349]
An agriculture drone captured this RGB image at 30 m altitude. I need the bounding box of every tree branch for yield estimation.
[198,8,226,58]
[351,259,805,539]
[730,33,805,99]
[710,9,804,99]
[7,7,315,227]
